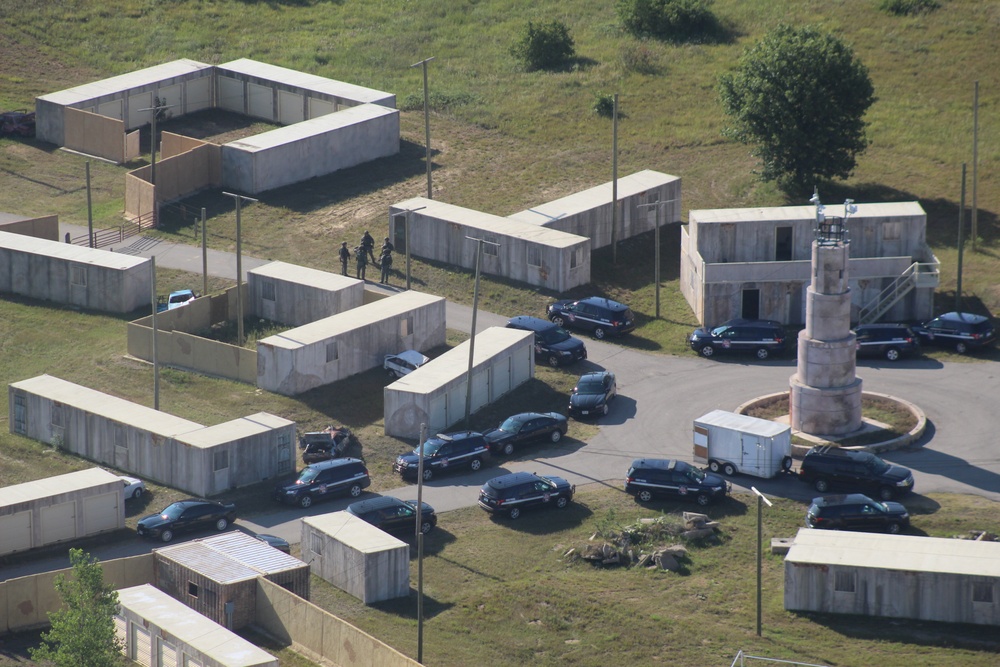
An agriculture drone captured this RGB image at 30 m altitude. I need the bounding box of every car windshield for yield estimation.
[686,468,706,482]
[865,457,890,475]
[576,378,605,394]
[499,416,525,434]
[621,309,635,321]
[415,440,444,456]
[539,327,571,344]
[710,325,730,336]
[160,503,186,519]
[297,467,320,484]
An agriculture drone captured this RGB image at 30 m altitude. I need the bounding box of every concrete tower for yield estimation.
[790,194,863,435]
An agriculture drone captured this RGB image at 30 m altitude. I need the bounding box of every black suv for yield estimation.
[689,319,787,360]
[137,499,237,543]
[506,315,587,367]
[798,447,914,500]
[345,496,438,535]
[625,458,730,506]
[806,494,910,534]
[272,458,371,508]
[547,297,636,339]
[477,471,575,519]
[393,430,491,481]
[854,324,920,361]
[912,311,997,354]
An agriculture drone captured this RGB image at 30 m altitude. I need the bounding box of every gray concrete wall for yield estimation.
[256,291,446,396]
[0,214,59,241]
[247,261,365,327]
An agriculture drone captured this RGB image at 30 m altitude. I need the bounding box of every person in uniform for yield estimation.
[355,245,368,280]
[379,248,393,284]
[361,230,376,264]
[339,241,351,276]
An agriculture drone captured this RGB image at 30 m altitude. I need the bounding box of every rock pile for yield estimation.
[565,512,722,570]
[956,530,998,542]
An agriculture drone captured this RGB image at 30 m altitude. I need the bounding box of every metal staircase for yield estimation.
[857,260,940,325]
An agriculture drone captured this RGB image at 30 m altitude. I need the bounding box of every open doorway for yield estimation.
[742,288,760,320]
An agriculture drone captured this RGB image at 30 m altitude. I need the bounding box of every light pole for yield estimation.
[611,93,619,265]
[638,198,679,319]
[222,191,259,346]
[137,99,176,188]
[150,256,160,411]
[415,422,427,664]
[464,236,500,426]
[403,205,426,290]
[751,486,773,637]
[410,57,435,199]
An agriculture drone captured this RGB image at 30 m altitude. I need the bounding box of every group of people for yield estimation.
[339,230,395,284]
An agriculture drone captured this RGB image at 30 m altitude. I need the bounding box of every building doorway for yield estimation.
[775,226,793,261]
[742,288,760,320]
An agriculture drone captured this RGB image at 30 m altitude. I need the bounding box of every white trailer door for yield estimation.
[429,394,448,434]
[84,492,121,534]
[158,637,178,667]
[0,511,33,555]
[492,357,511,398]
[132,623,152,667]
[113,615,127,647]
[40,502,77,545]
[471,368,490,413]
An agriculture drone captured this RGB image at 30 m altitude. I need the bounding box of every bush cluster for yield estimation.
[510,20,575,71]
[878,0,940,15]
[616,0,717,41]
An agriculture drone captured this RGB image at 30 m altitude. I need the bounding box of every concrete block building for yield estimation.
[680,202,939,326]
[247,261,364,327]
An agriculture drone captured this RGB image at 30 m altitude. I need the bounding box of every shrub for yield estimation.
[878,0,940,15]
[617,0,718,42]
[592,93,616,118]
[619,42,661,74]
[510,20,575,71]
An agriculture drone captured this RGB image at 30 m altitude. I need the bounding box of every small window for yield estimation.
[401,316,413,337]
[483,234,499,257]
[262,280,276,301]
[51,403,64,427]
[883,221,902,241]
[213,450,229,471]
[973,582,993,603]
[834,571,856,593]
[13,392,26,434]
[570,248,579,269]
[527,245,542,268]
[326,341,338,363]
[277,444,291,474]
[188,582,199,598]
[70,265,86,286]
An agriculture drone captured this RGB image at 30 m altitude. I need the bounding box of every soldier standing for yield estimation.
[361,230,376,264]
[355,246,368,280]
[338,241,350,276]
[381,236,394,257]
[379,248,393,285]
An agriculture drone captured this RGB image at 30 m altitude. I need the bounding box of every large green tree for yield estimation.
[30,549,123,667]
[718,25,876,190]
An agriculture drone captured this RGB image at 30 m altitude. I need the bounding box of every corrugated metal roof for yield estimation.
[0,467,120,508]
[507,170,680,225]
[786,528,1000,577]
[258,290,444,349]
[156,531,306,583]
[392,197,590,249]
[248,261,362,290]
[0,230,149,269]
[388,327,532,394]
[217,59,394,106]
[37,59,213,106]
[303,511,408,553]
[223,103,397,152]
[175,413,293,448]
[694,409,790,438]
[9,375,203,437]
[690,201,925,225]
[117,585,277,666]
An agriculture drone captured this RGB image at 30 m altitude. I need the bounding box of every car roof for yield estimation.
[578,296,629,310]
[505,412,553,420]
[578,371,610,381]
[431,430,482,441]
[390,349,430,365]
[719,318,783,327]
[934,311,990,324]
[629,458,685,472]
[507,315,557,332]
[307,457,364,470]
[856,323,910,330]
[347,496,406,514]
[811,493,875,506]
[485,471,541,488]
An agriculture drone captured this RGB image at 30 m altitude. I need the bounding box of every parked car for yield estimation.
[299,425,354,464]
[912,311,996,354]
[805,494,910,534]
[346,496,437,535]
[384,349,431,379]
[625,458,730,506]
[854,323,920,361]
[798,446,914,500]
[136,499,236,543]
[484,412,568,456]
[547,297,636,339]
[393,430,490,481]
[272,458,371,509]
[477,471,575,520]
[156,289,198,312]
[506,315,587,367]
[689,318,787,360]
[120,475,146,500]
[252,533,291,553]
[568,371,617,418]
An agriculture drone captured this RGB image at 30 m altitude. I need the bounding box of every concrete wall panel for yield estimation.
[0,215,59,241]
[64,107,124,163]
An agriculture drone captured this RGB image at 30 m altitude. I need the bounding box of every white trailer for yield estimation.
[692,410,792,478]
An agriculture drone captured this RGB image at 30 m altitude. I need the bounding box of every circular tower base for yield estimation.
[789,375,863,436]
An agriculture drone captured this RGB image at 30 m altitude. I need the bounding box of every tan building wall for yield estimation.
[64,107,124,163]
[124,170,156,220]
[0,215,59,241]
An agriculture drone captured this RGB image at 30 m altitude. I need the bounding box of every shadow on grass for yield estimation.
[486,501,594,534]
[370,590,454,621]
[797,611,1000,654]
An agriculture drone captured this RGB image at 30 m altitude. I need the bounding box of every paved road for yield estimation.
[5,226,995,577]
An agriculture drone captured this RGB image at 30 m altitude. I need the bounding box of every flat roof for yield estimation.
[117,585,277,667]
[694,409,789,438]
[155,531,306,584]
[388,327,532,394]
[174,413,293,448]
[786,528,1000,578]
[690,201,925,225]
[248,261,362,291]
[508,170,680,224]
[258,291,444,350]
[217,58,394,106]
[303,511,407,553]
[0,467,120,508]
[37,59,213,106]
[0,230,149,270]
[392,197,589,249]
[223,103,397,152]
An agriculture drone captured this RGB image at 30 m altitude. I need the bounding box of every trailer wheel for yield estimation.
[708,460,720,473]
[781,456,793,472]
[722,462,736,477]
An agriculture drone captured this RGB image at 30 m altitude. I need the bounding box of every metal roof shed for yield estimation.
[0,467,125,557]
[154,531,309,630]
[389,197,591,292]
[116,584,278,667]
[247,261,364,327]
[0,230,151,313]
[256,290,446,396]
[384,326,534,438]
[301,511,410,604]
[784,528,1000,626]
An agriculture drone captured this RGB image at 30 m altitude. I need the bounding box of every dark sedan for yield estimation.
[484,412,568,456]
[346,496,438,535]
[568,371,617,418]
[137,499,237,543]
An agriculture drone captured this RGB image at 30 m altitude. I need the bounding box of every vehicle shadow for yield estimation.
[886,421,1000,498]
[486,502,594,534]
[599,395,637,425]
